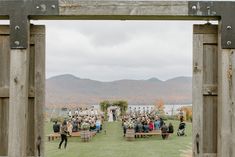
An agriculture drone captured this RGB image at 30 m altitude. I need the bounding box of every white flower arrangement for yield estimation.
[127,120,135,129]
[81,122,90,130]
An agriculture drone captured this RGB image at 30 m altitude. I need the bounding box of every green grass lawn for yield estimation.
[45,120,192,157]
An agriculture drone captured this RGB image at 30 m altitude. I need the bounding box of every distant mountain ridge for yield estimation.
[46,74,192,106]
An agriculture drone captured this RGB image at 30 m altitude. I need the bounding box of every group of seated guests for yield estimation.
[53,108,104,134]
[122,112,174,139]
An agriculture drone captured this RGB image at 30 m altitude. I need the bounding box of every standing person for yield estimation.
[168,122,174,133]
[58,120,68,149]
[67,120,73,136]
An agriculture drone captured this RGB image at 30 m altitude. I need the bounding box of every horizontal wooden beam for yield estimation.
[27,0,218,20]
[0,87,35,98]
[0,87,8,98]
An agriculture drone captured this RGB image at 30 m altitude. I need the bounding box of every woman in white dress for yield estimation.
[108,110,113,122]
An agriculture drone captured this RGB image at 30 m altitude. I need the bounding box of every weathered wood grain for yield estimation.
[193,24,218,157]
[33,25,45,157]
[193,27,204,157]
[8,21,30,157]
[0,27,10,156]
[8,48,30,157]
[217,20,235,157]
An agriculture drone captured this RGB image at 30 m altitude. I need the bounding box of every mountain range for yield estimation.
[46,74,192,106]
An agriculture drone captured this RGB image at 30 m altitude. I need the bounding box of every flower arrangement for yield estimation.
[81,122,90,130]
[127,120,135,129]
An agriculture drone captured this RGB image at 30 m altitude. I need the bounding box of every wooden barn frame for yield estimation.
[0,0,235,157]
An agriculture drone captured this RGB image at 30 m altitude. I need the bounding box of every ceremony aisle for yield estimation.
[45,121,192,157]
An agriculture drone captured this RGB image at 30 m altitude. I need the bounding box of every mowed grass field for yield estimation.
[45,120,192,157]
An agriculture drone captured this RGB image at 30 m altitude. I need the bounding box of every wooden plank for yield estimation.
[8,21,30,157]
[203,153,217,157]
[0,99,9,156]
[26,42,35,156]
[217,20,234,157]
[231,49,235,157]
[33,25,45,157]
[202,33,218,155]
[218,50,233,157]
[0,29,10,156]
[193,30,204,157]
[0,87,9,98]
[193,24,218,157]
[55,0,206,20]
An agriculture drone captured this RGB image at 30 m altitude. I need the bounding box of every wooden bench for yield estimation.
[135,131,172,139]
[47,131,96,141]
[47,132,80,141]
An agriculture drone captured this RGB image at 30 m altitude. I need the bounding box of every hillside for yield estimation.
[46,74,192,106]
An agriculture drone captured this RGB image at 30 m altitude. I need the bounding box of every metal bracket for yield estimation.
[189,1,235,49]
[0,0,59,49]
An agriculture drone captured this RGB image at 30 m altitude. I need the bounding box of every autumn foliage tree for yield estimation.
[180,106,192,121]
[154,99,165,115]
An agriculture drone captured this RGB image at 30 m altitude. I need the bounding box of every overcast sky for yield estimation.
[0,0,230,82]
[31,20,207,81]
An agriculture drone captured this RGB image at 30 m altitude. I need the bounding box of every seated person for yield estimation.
[159,118,164,129]
[90,122,96,131]
[136,122,143,133]
[149,120,154,131]
[72,121,78,132]
[53,121,60,133]
[161,123,169,140]
[143,121,149,133]
[177,118,186,136]
[96,120,101,133]
[168,122,174,133]
[154,119,160,130]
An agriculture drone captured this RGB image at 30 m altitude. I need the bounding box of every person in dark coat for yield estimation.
[161,123,168,140]
[168,122,174,133]
[53,121,60,133]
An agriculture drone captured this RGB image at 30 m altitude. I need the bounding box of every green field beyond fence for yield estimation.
[45,120,192,157]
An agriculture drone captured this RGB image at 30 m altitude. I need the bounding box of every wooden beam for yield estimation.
[0,87,35,98]
[34,26,45,157]
[29,0,218,20]
[8,23,30,157]
[193,26,204,157]
[193,24,218,157]
[217,20,235,157]
[0,25,10,157]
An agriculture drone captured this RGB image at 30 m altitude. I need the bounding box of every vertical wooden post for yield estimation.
[217,21,235,157]
[34,26,45,157]
[193,25,204,157]
[231,48,235,157]
[8,24,30,157]
[193,24,218,157]
[0,27,10,156]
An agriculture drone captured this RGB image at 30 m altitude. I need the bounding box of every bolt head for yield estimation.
[51,5,56,9]
[227,26,232,30]
[15,26,20,30]
[207,6,210,9]
[192,5,197,10]
[36,6,40,9]
[14,41,20,45]
[227,41,232,45]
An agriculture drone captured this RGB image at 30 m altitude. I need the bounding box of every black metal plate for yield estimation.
[0,0,59,49]
[189,1,235,49]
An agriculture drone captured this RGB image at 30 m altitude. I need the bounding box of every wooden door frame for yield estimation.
[0,1,235,157]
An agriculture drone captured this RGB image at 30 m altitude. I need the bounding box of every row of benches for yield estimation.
[47,131,96,141]
[135,131,172,138]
